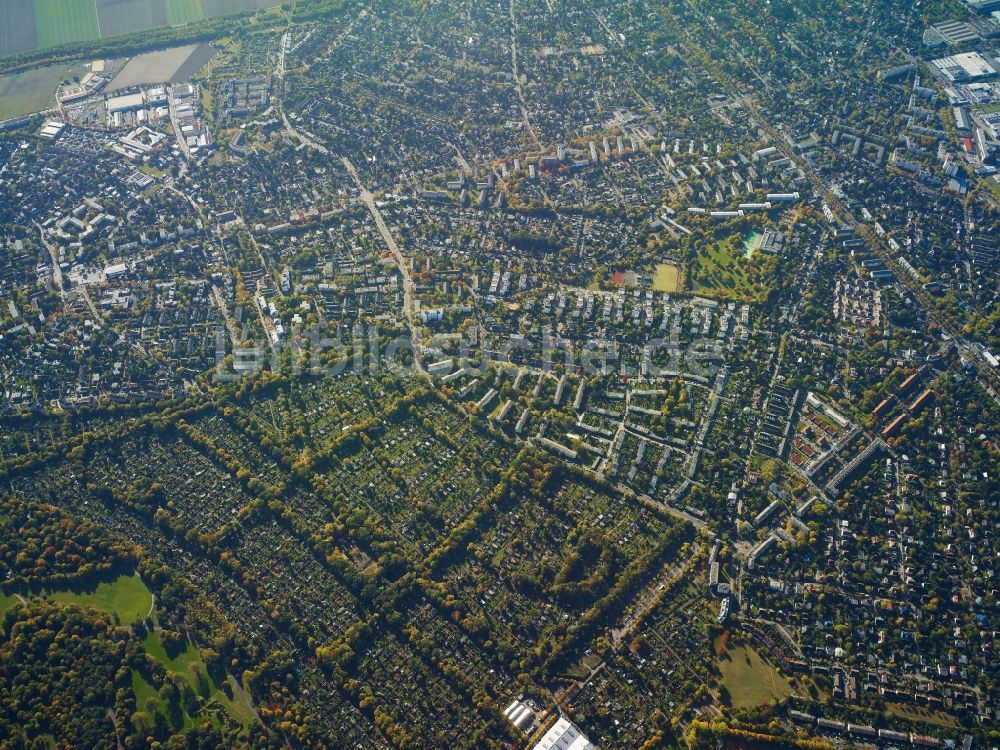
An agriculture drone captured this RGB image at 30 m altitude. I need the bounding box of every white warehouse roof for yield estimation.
[532,717,597,750]
[931,51,998,82]
[106,92,145,112]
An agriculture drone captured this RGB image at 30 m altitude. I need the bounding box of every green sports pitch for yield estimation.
[0,0,280,59]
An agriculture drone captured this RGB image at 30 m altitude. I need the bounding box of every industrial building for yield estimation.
[931,51,998,82]
[531,717,597,750]
[106,92,146,113]
[965,0,1000,12]
[39,121,65,140]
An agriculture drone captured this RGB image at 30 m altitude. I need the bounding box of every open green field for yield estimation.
[167,0,205,24]
[717,643,795,709]
[34,0,100,49]
[652,263,681,293]
[0,592,21,615]
[0,61,82,121]
[886,702,960,729]
[47,573,153,624]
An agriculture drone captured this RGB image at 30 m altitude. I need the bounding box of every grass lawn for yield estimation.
[886,702,960,729]
[140,163,166,178]
[717,643,795,709]
[34,0,100,49]
[48,573,152,624]
[167,0,205,25]
[199,84,213,119]
[652,263,681,293]
[131,669,161,725]
[0,592,21,615]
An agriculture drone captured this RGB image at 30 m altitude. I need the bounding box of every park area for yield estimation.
[690,233,773,302]
[716,641,795,709]
[1,572,152,622]
[132,630,258,731]
[4,571,256,731]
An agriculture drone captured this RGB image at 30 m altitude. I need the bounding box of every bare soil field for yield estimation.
[107,43,213,90]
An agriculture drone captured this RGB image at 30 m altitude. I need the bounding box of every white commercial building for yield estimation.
[39,121,65,139]
[532,717,597,750]
[106,92,145,113]
[931,52,998,82]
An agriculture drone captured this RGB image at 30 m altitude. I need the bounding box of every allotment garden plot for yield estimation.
[441,476,682,648]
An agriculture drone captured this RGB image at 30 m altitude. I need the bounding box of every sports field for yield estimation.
[652,263,681,293]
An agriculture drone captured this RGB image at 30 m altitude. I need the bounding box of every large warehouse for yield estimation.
[931,51,999,82]
[531,717,597,750]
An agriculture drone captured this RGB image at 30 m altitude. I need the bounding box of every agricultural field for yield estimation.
[97,0,168,39]
[167,0,205,24]
[0,0,38,58]
[0,0,280,58]
[0,61,83,120]
[203,0,277,14]
[33,0,100,50]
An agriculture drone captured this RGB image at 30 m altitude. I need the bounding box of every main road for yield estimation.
[341,157,427,376]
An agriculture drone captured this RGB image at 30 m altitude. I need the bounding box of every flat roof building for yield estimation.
[931,52,998,82]
[39,121,65,139]
[966,0,1000,13]
[106,92,145,113]
[532,717,597,750]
